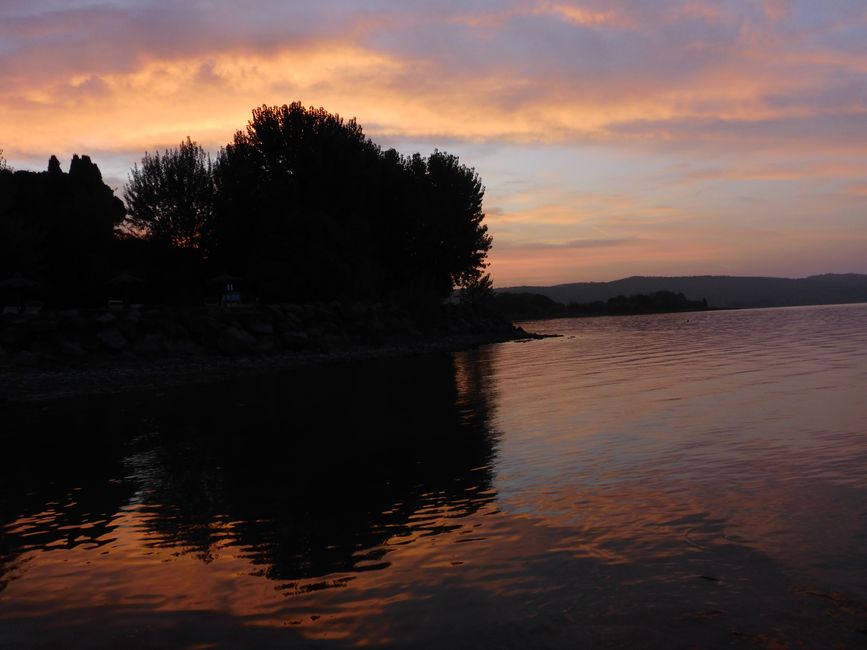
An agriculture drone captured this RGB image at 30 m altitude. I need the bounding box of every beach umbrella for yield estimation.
[106,271,145,286]
[208,272,242,306]
[106,271,144,305]
[208,272,242,287]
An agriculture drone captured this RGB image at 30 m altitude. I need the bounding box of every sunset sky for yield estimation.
[2,0,867,286]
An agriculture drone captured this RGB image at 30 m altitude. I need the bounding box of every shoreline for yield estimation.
[0,328,544,406]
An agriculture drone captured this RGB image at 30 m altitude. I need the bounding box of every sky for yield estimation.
[2,0,867,286]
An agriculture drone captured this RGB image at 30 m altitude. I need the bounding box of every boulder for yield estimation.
[96,328,127,352]
[246,320,274,336]
[281,330,309,349]
[31,318,59,334]
[216,327,256,354]
[132,334,162,356]
[252,336,279,354]
[57,340,86,358]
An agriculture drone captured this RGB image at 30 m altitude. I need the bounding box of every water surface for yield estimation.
[2,304,867,648]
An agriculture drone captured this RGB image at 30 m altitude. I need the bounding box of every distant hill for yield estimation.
[498,274,867,309]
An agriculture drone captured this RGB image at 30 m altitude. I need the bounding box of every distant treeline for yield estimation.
[494,290,708,321]
[501,274,867,310]
[0,103,491,311]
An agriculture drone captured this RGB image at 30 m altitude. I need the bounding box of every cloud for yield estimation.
[3,0,867,154]
[496,237,644,251]
[2,1,867,283]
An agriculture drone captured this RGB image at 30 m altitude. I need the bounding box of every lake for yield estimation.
[2,303,867,648]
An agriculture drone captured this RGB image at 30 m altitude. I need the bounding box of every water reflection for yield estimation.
[3,306,867,648]
[1,352,501,601]
[126,352,500,582]
[0,407,134,594]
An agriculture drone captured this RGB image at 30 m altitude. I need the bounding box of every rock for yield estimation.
[132,334,162,356]
[173,339,200,355]
[318,333,350,350]
[283,312,302,330]
[0,326,22,346]
[252,336,279,353]
[12,351,40,366]
[96,327,127,352]
[80,332,101,352]
[58,340,86,358]
[116,319,137,341]
[281,331,309,349]
[32,319,59,334]
[216,327,256,354]
[57,309,86,329]
[246,320,274,336]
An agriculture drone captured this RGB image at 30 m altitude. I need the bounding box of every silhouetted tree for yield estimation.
[213,102,491,305]
[0,155,125,305]
[124,137,216,252]
[404,150,491,299]
[213,103,384,301]
[48,155,61,175]
[460,272,494,311]
[0,149,6,170]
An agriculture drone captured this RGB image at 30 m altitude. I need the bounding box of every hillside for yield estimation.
[498,274,867,309]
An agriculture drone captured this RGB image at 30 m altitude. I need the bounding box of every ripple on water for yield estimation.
[2,304,867,647]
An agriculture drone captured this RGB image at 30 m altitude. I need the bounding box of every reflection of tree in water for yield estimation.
[0,404,135,592]
[125,351,501,581]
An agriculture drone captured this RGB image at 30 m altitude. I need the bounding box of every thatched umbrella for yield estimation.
[106,272,145,306]
[208,272,242,306]
[0,272,40,312]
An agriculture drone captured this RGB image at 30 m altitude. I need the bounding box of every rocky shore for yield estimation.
[0,302,537,403]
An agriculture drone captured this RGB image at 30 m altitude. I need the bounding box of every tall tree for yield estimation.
[407,150,491,298]
[124,138,215,252]
[213,103,492,304]
[0,155,125,305]
[215,103,384,301]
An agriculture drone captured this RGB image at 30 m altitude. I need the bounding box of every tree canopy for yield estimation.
[116,103,492,306]
[124,137,215,251]
[1,102,493,308]
[0,155,125,305]
[204,102,491,305]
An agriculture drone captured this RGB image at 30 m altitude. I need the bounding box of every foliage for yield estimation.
[459,272,494,311]
[0,149,6,170]
[213,102,491,305]
[124,137,215,251]
[0,155,125,305]
[2,103,493,308]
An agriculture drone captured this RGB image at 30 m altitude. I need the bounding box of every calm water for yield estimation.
[2,304,867,648]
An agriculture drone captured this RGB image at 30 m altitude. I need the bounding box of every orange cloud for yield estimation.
[2,1,867,283]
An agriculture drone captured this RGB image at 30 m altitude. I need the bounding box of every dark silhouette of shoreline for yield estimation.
[500,274,867,310]
[1,103,492,309]
[0,103,528,385]
[493,290,709,321]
